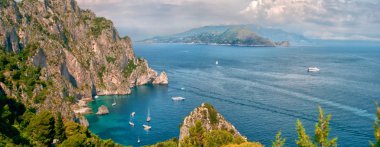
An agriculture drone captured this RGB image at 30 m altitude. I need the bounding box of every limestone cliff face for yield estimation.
[0,0,167,117]
[179,103,245,141]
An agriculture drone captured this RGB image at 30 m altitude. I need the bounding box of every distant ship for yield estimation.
[307,67,320,72]
[216,60,219,65]
[172,96,186,101]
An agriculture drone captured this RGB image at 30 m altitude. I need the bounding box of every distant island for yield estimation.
[141,25,311,47]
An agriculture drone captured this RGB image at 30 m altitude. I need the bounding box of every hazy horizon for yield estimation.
[76,0,380,41]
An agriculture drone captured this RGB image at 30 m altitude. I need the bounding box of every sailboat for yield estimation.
[112,98,116,106]
[146,108,151,122]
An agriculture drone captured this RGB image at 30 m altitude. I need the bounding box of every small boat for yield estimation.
[172,96,186,101]
[143,124,152,130]
[216,60,219,65]
[112,98,116,106]
[129,121,135,127]
[137,137,140,143]
[146,108,151,122]
[94,95,99,99]
[181,87,185,90]
[131,112,136,117]
[307,67,320,72]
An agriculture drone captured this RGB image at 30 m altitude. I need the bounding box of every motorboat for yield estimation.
[129,121,135,127]
[172,96,186,101]
[143,124,152,130]
[131,112,136,117]
[146,108,151,122]
[307,67,320,72]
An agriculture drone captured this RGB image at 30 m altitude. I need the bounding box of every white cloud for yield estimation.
[76,0,380,41]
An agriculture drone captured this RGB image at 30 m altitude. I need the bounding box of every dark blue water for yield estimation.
[86,43,380,146]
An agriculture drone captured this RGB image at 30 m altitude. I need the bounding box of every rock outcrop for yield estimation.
[275,41,290,47]
[96,105,109,115]
[179,103,245,141]
[153,71,168,85]
[0,0,166,117]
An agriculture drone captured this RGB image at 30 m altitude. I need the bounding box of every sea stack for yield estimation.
[179,103,245,141]
[96,105,109,115]
[153,71,169,85]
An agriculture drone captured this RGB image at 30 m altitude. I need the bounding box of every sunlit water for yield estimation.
[86,43,380,146]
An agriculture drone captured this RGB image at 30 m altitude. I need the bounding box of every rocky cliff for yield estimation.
[179,103,245,141]
[0,0,167,117]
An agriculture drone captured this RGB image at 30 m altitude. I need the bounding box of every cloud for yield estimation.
[240,0,380,40]
[76,0,380,41]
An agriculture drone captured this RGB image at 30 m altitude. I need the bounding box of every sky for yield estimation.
[76,0,380,41]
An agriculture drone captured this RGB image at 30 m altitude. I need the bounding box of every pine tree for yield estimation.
[314,106,337,147]
[272,131,286,147]
[296,119,315,147]
[54,112,65,143]
[370,105,380,147]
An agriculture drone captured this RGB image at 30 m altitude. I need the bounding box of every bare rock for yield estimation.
[153,71,168,85]
[96,105,109,115]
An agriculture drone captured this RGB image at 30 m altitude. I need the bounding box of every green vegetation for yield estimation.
[0,93,120,146]
[204,103,218,125]
[371,105,380,147]
[296,106,337,147]
[97,65,106,87]
[106,56,116,63]
[0,0,9,7]
[272,131,286,147]
[144,138,178,147]
[123,60,137,78]
[180,120,246,147]
[0,43,48,104]
[90,17,111,37]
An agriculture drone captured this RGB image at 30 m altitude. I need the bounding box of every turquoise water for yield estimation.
[87,43,380,146]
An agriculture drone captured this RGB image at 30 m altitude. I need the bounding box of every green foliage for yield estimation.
[145,138,178,147]
[106,56,116,63]
[204,103,218,125]
[296,119,315,147]
[296,107,337,147]
[371,105,380,147]
[97,65,106,86]
[25,111,55,145]
[123,60,137,78]
[272,131,286,147]
[180,120,245,147]
[59,133,87,146]
[0,0,9,7]
[90,17,111,37]
[314,107,337,147]
[55,112,65,142]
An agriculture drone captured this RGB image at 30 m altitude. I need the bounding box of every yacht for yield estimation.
[143,124,152,130]
[307,67,320,72]
[129,121,135,127]
[172,96,186,101]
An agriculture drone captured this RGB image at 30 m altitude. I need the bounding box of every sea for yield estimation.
[86,42,380,146]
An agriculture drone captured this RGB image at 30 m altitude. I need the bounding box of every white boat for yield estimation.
[172,96,186,101]
[131,112,136,117]
[216,60,219,65]
[307,67,320,72]
[181,87,185,90]
[137,137,140,143]
[143,124,152,130]
[129,121,135,127]
[146,108,151,122]
[112,98,116,106]
[94,95,99,99]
